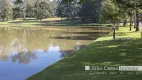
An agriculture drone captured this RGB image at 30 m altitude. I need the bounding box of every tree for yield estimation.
[0,0,13,21]
[22,0,42,18]
[112,0,142,31]
[100,0,122,30]
[57,0,79,23]
[5,0,13,21]
[79,0,102,23]
[50,0,58,17]
[34,1,51,20]
[56,1,64,20]
[61,0,101,23]
[13,0,35,19]
[13,0,23,19]
[112,0,135,31]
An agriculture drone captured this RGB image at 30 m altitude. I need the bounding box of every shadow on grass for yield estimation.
[63,32,110,35]
[27,38,142,80]
[79,24,113,27]
[50,32,109,40]
[50,36,98,40]
[79,27,112,30]
[35,22,113,27]
[8,20,41,24]
[7,19,113,27]
[116,31,140,36]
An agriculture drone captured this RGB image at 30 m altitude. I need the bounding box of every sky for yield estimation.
[50,0,53,1]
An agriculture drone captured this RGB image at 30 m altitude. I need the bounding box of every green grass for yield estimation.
[27,26,142,80]
[0,18,113,27]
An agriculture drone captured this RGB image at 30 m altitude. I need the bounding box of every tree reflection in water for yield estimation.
[0,27,110,64]
[0,27,110,80]
[11,51,37,64]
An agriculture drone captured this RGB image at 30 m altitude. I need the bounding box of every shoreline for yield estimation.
[27,26,141,80]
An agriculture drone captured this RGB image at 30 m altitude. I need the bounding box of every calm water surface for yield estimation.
[0,27,110,80]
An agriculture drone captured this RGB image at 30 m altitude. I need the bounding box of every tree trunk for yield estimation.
[113,23,116,39]
[61,14,62,21]
[67,2,69,21]
[113,28,116,39]
[123,20,127,27]
[23,10,26,20]
[67,16,69,21]
[116,21,119,30]
[35,0,39,7]
[135,10,139,31]
[23,1,26,20]
[72,1,76,25]
[113,26,116,39]
[130,15,132,31]
[134,11,136,28]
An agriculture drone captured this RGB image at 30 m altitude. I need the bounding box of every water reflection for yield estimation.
[0,27,110,80]
[11,51,37,64]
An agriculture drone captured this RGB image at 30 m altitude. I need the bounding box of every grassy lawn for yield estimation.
[0,18,113,27]
[27,26,142,80]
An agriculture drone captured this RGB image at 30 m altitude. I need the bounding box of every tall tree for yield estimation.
[5,0,13,21]
[57,0,79,23]
[50,0,58,17]
[112,0,142,31]
[0,0,13,21]
[34,0,51,20]
[79,0,102,23]
[100,0,121,27]
[13,0,23,19]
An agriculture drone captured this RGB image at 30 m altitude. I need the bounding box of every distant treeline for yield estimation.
[0,0,142,31]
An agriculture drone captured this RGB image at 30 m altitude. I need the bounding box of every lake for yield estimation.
[0,26,110,80]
